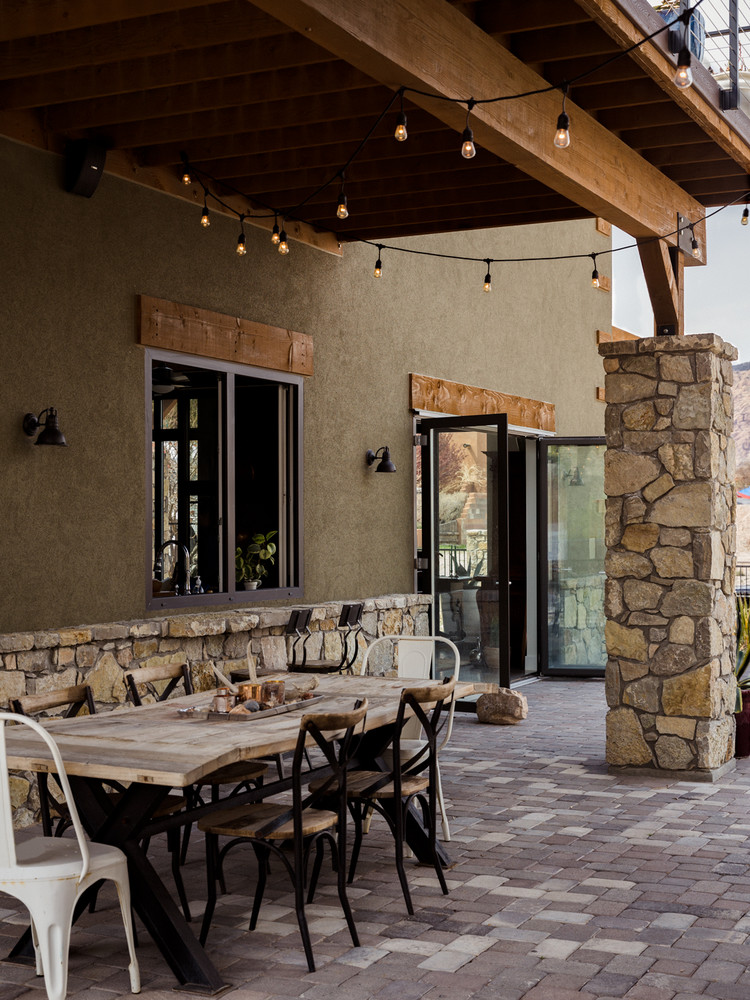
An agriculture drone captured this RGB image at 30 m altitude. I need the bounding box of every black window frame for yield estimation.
[145,348,304,610]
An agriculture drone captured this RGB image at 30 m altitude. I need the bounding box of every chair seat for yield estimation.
[196,760,268,787]
[198,801,338,840]
[288,661,341,674]
[2,835,126,882]
[310,769,429,800]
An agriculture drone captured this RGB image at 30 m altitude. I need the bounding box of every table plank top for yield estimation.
[4,673,477,787]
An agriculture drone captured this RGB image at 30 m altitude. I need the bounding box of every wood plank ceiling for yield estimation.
[0,0,748,244]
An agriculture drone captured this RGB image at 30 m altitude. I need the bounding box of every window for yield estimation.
[147,351,302,608]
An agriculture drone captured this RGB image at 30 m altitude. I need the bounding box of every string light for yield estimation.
[554,84,571,149]
[179,151,192,186]
[483,259,492,293]
[590,253,600,288]
[689,224,700,258]
[374,246,383,278]
[200,196,210,228]
[395,89,407,141]
[461,101,477,159]
[271,215,281,244]
[278,228,290,255]
[742,206,748,226]
[236,215,247,256]
[336,176,349,220]
[674,48,693,88]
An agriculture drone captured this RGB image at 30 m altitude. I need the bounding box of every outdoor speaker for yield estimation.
[64,138,107,198]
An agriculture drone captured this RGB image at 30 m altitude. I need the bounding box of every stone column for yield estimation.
[599,334,737,778]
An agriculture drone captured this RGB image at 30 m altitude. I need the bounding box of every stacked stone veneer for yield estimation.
[600,334,737,775]
[0,594,430,825]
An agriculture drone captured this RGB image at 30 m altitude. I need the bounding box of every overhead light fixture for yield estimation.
[152,365,190,395]
[591,253,600,288]
[674,47,693,88]
[22,408,68,446]
[395,110,408,142]
[278,228,290,254]
[554,84,571,148]
[483,259,492,293]
[374,245,383,278]
[200,197,210,228]
[365,446,396,473]
[742,206,748,226]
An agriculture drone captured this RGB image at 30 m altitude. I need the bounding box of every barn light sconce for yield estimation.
[22,408,68,446]
[365,446,396,473]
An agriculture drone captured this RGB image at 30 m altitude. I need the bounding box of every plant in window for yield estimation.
[236,531,277,589]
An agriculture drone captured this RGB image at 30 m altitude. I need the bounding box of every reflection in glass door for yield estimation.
[417,415,509,688]
[540,438,606,675]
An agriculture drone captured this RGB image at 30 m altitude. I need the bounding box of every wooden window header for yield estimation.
[137,295,313,377]
[410,373,555,433]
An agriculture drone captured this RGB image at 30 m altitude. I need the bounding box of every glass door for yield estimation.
[539,437,606,675]
[416,415,509,688]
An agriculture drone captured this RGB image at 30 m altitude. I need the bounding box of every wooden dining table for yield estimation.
[3,672,478,995]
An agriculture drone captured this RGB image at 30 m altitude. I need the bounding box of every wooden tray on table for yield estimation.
[205,693,324,722]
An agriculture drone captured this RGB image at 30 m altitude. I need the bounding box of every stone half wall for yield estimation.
[599,334,737,775]
[0,594,430,826]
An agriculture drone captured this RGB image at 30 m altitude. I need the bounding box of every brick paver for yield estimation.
[3,678,750,999]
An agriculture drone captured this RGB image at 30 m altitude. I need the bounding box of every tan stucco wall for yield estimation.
[1,136,609,632]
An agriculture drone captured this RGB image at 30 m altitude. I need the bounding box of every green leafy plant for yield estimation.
[735,595,750,712]
[235,531,277,584]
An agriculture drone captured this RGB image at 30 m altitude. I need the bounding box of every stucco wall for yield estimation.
[1,136,609,632]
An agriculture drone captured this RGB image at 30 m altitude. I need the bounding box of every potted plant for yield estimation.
[235,531,277,590]
[735,595,750,757]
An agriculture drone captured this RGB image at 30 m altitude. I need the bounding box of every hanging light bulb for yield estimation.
[336,191,349,220]
[460,126,475,159]
[200,198,210,228]
[674,48,693,88]
[181,170,191,186]
[591,254,600,288]
[271,217,280,245]
[742,206,749,226]
[395,110,408,142]
[483,259,492,293]
[554,111,571,149]
[278,228,290,255]
[553,84,571,149]
[374,246,383,278]
[236,215,246,256]
[691,234,700,257]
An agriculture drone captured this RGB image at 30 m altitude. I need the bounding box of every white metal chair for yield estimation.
[360,635,460,840]
[0,712,140,1000]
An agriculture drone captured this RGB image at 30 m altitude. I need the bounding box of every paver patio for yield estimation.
[2,677,750,1000]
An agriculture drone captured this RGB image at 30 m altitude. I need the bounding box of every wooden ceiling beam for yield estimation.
[596,101,689,132]
[0,0,229,42]
[683,176,750,199]
[45,61,375,132]
[572,77,667,111]
[624,123,709,150]
[663,158,747,183]
[344,206,590,241]
[0,33,332,111]
[511,23,619,64]
[645,142,728,168]
[476,0,588,35]
[0,1,282,80]
[108,87,391,149]
[572,0,750,173]
[250,0,705,244]
[543,54,644,87]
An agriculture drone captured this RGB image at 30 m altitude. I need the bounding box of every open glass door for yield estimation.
[416,415,509,688]
[539,437,606,675]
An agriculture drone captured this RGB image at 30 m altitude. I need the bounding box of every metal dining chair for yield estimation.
[289,604,364,673]
[198,698,368,973]
[0,712,140,1000]
[360,635,461,840]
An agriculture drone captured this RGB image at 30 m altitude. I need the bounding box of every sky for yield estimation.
[612,208,749,362]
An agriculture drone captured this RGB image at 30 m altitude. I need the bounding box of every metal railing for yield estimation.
[649,0,750,108]
[736,563,750,591]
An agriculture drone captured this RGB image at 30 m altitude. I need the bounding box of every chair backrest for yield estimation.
[124,662,193,706]
[361,635,461,743]
[395,676,457,789]
[250,699,369,841]
[11,683,96,719]
[0,713,90,879]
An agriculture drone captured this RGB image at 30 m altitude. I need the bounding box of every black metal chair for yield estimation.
[124,663,267,916]
[198,698,368,973]
[289,603,364,673]
[325,676,456,915]
[11,684,98,837]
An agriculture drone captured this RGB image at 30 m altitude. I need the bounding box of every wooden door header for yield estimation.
[410,373,555,433]
[138,295,313,376]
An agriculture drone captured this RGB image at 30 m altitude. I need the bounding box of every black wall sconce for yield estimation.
[365,446,396,473]
[22,408,68,446]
